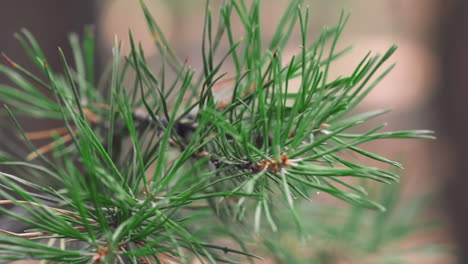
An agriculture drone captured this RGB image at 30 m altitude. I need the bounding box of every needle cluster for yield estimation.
[0,0,433,263]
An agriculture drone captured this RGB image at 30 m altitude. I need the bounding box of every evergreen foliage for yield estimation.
[0,1,434,263]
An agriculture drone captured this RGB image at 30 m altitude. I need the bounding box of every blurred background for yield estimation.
[0,0,465,263]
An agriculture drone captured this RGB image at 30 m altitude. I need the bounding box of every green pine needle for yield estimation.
[0,0,434,263]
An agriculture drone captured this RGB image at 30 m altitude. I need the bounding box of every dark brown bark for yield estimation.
[438,0,468,263]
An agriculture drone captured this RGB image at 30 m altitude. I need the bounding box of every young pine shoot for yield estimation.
[0,0,433,263]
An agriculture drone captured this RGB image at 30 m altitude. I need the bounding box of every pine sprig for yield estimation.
[0,0,433,263]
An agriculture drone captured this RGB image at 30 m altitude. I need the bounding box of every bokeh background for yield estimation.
[0,0,465,263]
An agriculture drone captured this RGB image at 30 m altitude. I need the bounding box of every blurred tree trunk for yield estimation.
[438,0,468,263]
[0,0,97,232]
[0,1,97,70]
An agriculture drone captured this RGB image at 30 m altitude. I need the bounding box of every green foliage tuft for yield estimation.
[0,0,434,263]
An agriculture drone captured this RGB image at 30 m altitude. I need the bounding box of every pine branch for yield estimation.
[0,0,435,263]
